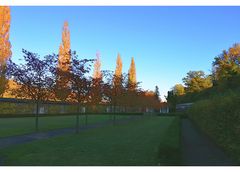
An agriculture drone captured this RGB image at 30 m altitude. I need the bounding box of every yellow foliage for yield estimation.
[58,21,71,72]
[115,53,122,77]
[0,6,11,64]
[93,51,102,79]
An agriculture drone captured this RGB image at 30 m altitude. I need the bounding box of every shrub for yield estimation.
[187,90,240,163]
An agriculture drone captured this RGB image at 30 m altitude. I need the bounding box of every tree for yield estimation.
[112,53,124,112]
[128,57,137,90]
[125,57,140,112]
[7,49,56,132]
[68,51,93,132]
[172,84,185,96]
[115,53,122,78]
[0,6,11,97]
[90,51,103,107]
[93,51,102,79]
[58,21,71,71]
[166,90,177,112]
[212,43,240,86]
[55,21,71,101]
[154,85,161,102]
[183,71,212,93]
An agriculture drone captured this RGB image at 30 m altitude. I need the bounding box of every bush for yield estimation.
[186,90,240,163]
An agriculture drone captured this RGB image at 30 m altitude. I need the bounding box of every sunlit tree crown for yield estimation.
[58,21,71,71]
[93,51,102,79]
[0,6,11,64]
[115,53,122,77]
[128,57,136,85]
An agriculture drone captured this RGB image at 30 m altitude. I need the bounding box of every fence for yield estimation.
[0,98,149,116]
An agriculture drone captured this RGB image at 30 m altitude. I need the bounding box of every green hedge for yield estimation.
[186,90,240,163]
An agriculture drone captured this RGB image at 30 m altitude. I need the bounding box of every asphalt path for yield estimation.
[181,118,236,166]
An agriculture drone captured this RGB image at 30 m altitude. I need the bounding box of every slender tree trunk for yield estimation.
[76,105,80,133]
[113,103,116,125]
[35,101,39,132]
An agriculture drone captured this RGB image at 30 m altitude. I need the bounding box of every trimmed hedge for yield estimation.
[186,89,240,163]
[0,112,144,118]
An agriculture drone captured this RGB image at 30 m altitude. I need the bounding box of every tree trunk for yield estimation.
[35,101,39,132]
[76,105,80,133]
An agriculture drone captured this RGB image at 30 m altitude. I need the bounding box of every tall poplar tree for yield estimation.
[128,57,136,90]
[55,21,71,101]
[58,21,71,71]
[91,51,102,106]
[93,51,102,79]
[115,53,122,78]
[112,53,123,113]
[0,6,11,97]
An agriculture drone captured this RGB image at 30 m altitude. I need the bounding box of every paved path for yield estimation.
[181,118,236,166]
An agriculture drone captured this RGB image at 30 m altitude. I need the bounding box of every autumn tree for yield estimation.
[213,44,240,81]
[93,51,102,79]
[7,49,56,132]
[128,57,137,90]
[90,51,103,107]
[144,91,159,112]
[115,53,123,78]
[183,71,212,93]
[125,57,139,111]
[112,53,124,112]
[55,21,71,101]
[0,6,11,97]
[68,51,93,132]
[172,84,185,96]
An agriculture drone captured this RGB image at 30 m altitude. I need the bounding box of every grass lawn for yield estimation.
[0,114,131,138]
[0,116,181,165]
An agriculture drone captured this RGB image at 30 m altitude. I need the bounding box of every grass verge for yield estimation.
[0,116,181,166]
[0,114,131,138]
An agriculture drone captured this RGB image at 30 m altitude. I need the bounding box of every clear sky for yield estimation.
[9,6,240,100]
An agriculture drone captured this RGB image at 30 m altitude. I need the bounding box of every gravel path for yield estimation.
[181,118,236,166]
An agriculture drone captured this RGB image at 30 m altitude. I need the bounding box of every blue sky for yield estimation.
[10,6,240,100]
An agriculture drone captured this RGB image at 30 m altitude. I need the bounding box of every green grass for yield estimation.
[0,116,180,166]
[0,114,131,138]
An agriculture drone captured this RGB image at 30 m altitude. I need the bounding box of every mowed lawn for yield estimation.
[0,116,180,165]
[0,114,130,138]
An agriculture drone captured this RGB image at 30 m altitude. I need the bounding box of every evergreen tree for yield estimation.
[0,6,11,97]
[154,85,161,102]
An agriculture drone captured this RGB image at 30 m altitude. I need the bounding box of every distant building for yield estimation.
[176,103,193,111]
